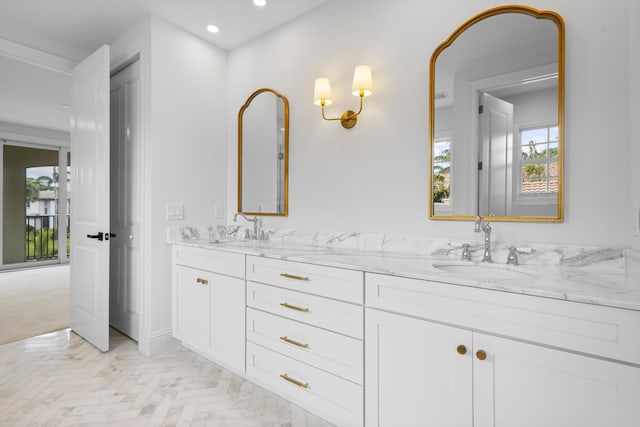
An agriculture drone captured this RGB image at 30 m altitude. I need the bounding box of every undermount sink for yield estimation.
[432,262,536,281]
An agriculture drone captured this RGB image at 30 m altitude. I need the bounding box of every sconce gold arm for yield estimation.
[319,91,365,129]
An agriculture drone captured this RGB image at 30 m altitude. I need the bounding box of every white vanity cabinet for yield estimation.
[245,256,365,427]
[365,272,640,427]
[172,245,246,372]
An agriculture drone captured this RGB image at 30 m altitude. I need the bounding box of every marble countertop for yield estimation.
[172,238,640,312]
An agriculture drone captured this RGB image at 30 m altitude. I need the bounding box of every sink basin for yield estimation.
[432,262,536,281]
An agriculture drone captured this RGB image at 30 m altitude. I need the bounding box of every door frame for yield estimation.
[109,57,142,341]
[110,43,151,356]
[0,137,71,270]
[0,41,152,356]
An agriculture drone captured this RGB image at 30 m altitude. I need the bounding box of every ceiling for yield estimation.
[0,0,330,133]
[0,0,330,61]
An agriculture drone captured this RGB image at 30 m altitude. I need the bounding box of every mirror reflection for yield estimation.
[238,88,289,216]
[429,5,564,222]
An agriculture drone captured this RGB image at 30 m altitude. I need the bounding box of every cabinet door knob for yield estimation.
[476,349,487,361]
[196,277,208,285]
[456,345,467,355]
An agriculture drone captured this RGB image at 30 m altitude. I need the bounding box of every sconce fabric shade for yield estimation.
[352,65,372,97]
[314,77,333,105]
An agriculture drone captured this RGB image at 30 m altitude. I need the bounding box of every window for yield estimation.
[519,125,558,196]
[432,136,451,206]
[3,144,70,267]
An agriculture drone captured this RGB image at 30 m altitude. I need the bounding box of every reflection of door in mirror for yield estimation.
[479,93,513,217]
[238,88,289,216]
[429,5,564,222]
[479,78,559,217]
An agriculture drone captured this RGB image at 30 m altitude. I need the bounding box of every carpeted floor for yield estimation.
[0,264,69,345]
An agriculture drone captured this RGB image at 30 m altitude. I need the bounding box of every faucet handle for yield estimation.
[461,243,472,261]
[506,247,519,265]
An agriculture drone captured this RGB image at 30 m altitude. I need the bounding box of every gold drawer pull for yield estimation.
[196,277,208,285]
[280,302,310,312]
[280,336,309,348]
[280,373,309,389]
[456,345,467,355]
[280,273,310,281]
[476,349,487,361]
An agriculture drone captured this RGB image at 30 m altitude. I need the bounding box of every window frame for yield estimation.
[515,123,559,203]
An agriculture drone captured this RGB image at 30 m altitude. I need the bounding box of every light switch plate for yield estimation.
[167,203,184,220]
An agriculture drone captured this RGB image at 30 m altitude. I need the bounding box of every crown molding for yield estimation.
[0,38,77,75]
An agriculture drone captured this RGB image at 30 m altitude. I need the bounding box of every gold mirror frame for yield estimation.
[238,88,289,216]
[429,5,565,222]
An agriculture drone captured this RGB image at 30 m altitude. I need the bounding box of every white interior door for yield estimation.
[69,45,111,352]
[109,60,141,340]
[478,92,513,216]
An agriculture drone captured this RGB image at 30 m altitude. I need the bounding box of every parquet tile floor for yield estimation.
[0,328,335,427]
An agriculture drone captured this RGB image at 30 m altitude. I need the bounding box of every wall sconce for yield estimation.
[314,65,373,129]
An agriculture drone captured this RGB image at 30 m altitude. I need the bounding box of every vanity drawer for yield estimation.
[366,272,640,365]
[247,308,363,384]
[173,245,245,278]
[247,282,363,339]
[246,342,363,427]
[246,256,363,304]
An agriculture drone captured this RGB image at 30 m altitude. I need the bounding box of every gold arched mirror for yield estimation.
[429,5,564,222]
[238,88,289,216]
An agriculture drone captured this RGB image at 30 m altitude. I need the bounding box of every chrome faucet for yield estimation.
[474,216,493,263]
[233,212,262,240]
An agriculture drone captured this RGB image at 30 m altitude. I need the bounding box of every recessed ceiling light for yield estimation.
[206,24,219,34]
[253,0,266,7]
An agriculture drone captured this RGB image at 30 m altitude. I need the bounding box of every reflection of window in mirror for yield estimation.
[518,125,559,199]
[433,133,452,215]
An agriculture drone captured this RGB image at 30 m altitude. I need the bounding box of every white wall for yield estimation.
[0,56,70,132]
[109,16,228,354]
[147,17,228,346]
[227,0,636,247]
[630,0,640,251]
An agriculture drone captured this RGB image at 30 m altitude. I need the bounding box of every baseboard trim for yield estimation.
[145,328,178,357]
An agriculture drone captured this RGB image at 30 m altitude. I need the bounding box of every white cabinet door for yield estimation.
[365,308,473,427]
[174,265,210,350]
[210,274,245,372]
[473,333,640,427]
